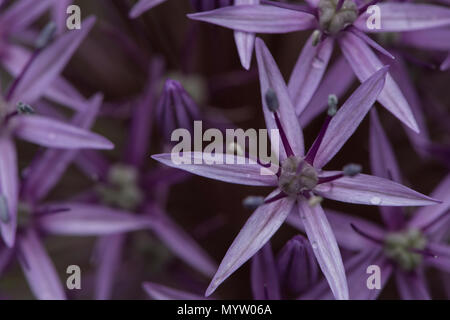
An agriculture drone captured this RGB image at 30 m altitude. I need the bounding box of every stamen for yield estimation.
[265,89,294,157]
[264,191,288,205]
[304,94,338,164]
[243,196,265,210]
[336,0,345,11]
[350,223,384,246]
[410,248,438,259]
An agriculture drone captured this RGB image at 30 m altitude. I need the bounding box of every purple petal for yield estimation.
[127,58,164,167]
[152,152,278,186]
[255,37,305,158]
[21,94,103,203]
[288,209,386,252]
[339,31,419,132]
[0,0,53,34]
[0,135,18,247]
[395,269,431,300]
[299,56,355,127]
[52,0,73,34]
[315,172,441,206]
[143,282,205,300]
[288,34,334,115]
[276,235,319,295]
[1,45,87,112]
[188,5,316,34]
[299,249,391,300]
[313,66,388,169]
[129,0,166,18]
[206,191,295,296]
[37,203,153,235]
[409,174,450,230]
[233,0,259,70]
[298,200,348,300]
[17,229,66,300]
[94,234,125,300]
[355,3,450,33]
[251,242,281,299]
[400,28,450,52]
[381,52,431,158]
[370,108,406,229]
[149,205,217,277]
[14,115,113,150]
[9,17,96,105]
[424,242,450,273]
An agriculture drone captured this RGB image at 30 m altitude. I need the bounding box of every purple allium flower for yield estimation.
[289,108,449,300]
[152,38,440,300]
[188,0,450,132]
[0,18,114,247]
[0,98,118,300]
[40,59,218,299]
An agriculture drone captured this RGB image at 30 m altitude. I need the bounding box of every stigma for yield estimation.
[318,0,358,35]
[278,156,318,196]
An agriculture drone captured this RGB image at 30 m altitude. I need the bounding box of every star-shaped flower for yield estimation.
[188,0,450,132]
[152,38,439,299]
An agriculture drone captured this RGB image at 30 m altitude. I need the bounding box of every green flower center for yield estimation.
[278,156,318,196]
[384,229,427,271]
[318,0,358,35]
[96,164,144,211]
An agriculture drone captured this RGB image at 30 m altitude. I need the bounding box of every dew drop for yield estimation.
[311,241,318,249]
[370,196,382,205]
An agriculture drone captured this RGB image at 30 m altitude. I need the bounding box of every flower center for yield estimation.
[96,164,144,211]
[278,156,318,196]
[384,229,427,271]
[318,0,358,35]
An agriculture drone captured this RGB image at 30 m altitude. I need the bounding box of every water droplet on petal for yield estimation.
[312,57,325,69]
[370,196,382,205]
[311,241,318,249]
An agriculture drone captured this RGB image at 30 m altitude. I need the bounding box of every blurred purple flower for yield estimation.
[0,17,114,247]
[41,59,218,299]
[289,108,450,300]
[152,38,439,300]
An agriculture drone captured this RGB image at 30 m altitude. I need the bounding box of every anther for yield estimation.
[17,102,35,115]
[311,30,322,46]
[305,94,338,164]
[343,163,362,177]
[35,21,57,49]
[243,196,265,210]
[265,89,279,112]
[264,89,294,157]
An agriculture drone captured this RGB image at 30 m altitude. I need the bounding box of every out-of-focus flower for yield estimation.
[0,97,123,300]
[42,58,217,299]
[188,0,450,132]
[289,109,450,300]
[152,38,439,300]
[0,18,114,247]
